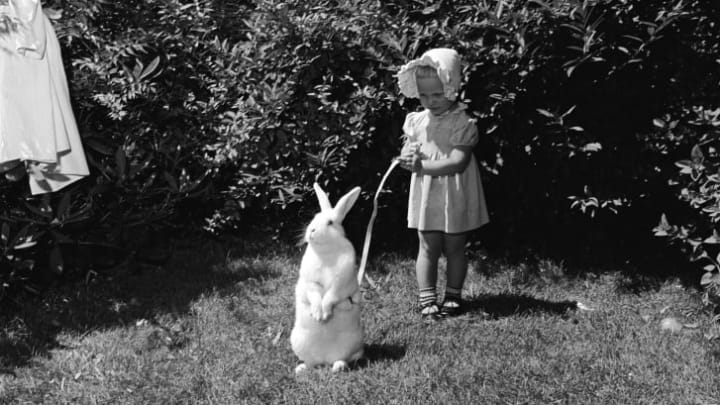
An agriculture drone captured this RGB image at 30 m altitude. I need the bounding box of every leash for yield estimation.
[357,159,400,288]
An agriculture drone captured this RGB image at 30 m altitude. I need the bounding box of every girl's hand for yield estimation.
[400,141,419,158]
[397,142,423,173]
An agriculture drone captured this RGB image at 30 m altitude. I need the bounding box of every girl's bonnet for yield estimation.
[396,48,462,101]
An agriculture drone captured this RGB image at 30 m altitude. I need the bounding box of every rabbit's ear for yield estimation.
[313,183,332,212]
[333,186,361,222]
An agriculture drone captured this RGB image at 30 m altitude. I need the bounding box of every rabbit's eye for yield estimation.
[327,219,334,226]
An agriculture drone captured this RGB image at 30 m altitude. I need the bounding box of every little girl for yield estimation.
[396,48,489,321]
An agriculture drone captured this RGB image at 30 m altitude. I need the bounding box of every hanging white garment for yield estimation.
[0,0,89,194]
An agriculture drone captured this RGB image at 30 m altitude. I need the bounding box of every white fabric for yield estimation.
[402,104,489,233]
[396,48,462,101]
[0,0,89,194]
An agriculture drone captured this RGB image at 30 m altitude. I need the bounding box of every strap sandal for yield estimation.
[419,302,441,322]
[439,298,464,318]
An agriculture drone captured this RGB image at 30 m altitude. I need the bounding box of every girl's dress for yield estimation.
[0,0,89,194]
[403,103,489,233]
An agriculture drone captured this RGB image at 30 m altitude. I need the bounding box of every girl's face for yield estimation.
[416,75,453,116]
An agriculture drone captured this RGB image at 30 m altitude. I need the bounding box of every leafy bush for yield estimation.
[1,0,225,299]
[654,107,720,338]
[447,0,720,262]
[203,0,720,263]
[197,0,409,232]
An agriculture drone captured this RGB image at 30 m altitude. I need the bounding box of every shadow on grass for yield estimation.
[465,293,579,319]
[0,236,289,370]
[355,343,407,369]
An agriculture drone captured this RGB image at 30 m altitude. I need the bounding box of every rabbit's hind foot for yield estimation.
[294,363,308,374]
[331,360,348,373]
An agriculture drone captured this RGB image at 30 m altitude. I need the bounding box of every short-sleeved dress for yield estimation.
[403,103,489,233]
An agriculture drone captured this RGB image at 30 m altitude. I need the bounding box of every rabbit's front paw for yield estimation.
[319,309,332,322]
[319,303,334,322]
[310,303,323,321]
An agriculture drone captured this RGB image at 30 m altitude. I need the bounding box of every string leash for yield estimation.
[357,159,400,288]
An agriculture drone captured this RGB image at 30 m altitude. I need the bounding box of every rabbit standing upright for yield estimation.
[290,183,364,373]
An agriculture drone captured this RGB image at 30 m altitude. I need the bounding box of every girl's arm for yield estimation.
[411,145,473,176]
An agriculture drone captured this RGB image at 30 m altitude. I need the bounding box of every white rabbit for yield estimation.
[290,183,364,373]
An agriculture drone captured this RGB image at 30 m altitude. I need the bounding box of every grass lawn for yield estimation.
[1,239,719,404]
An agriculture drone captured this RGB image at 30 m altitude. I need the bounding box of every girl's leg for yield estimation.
[442,232,468,315]
[416,231,443,318]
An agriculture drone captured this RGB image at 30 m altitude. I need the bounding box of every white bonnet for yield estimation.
[396,48,462,101]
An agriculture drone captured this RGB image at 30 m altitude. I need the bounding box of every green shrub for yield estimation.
[654,107,720,337]
[1,0,224,299]
[202,0,720,260]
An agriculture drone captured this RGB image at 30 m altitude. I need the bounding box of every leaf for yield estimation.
[13,239,37,250]
[421,3,440,14]
[528,0,551,10]
[9,223,33,247]
[536,109,554,118]
[691,250,709,262]
[566,64,577,77]
[675,159,692,170]
[561,23,585,35]
[164,172,178,192]
[121,63,135,82]
[623,35,644,43]
[379,33,403,52]
[582,142,602,152]
[24,201,53,219]
[141,173,157,191]
[56,191,72,221]
[115,147,127,179]
[1,223,8,245]
[49,245,64,274]
[701,271,720,285]
[561,105,576,117]
[22,283,39,295]
[691,144,704,164]
[85,138,115,155]
[704,230,720,244]
[132,59,143,78]
[653,228,668,237]
[139,56,160,81]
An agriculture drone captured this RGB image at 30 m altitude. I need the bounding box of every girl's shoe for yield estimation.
[419,302,441,322]
[439,298,464,318]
